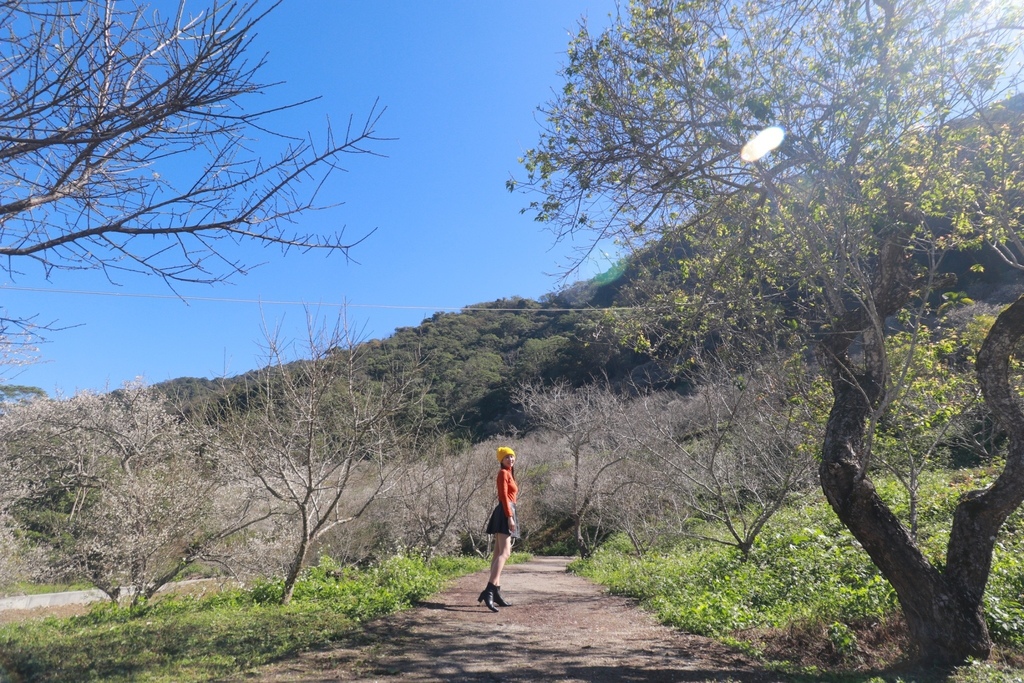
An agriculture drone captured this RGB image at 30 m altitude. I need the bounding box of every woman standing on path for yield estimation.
[479,446,519,612]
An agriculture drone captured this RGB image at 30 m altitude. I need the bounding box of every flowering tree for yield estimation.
[0,381,264,604]
[514,382,632,557]
[627,355,820,558]
[217,313,423,604]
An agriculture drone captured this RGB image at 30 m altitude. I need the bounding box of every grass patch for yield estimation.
[571,501,897,638]
[570,469,1024,679]
[0,553,507,682]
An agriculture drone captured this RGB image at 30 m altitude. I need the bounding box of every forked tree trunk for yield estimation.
[818,246,1024,664]
[573,513,592,558]
[820,376,990,662]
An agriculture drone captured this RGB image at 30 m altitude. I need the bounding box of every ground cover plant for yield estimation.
[0,553,524,683]
[571,469,1024,680]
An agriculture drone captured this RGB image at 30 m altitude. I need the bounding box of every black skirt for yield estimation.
[485,503,520,539]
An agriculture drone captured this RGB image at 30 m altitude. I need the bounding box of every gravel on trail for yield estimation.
[236,555,787,682]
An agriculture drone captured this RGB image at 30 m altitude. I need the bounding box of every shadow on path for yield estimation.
[241,556,786,683]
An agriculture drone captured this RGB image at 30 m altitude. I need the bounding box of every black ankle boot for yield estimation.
[477,583,499,612]
[493,584,512,607]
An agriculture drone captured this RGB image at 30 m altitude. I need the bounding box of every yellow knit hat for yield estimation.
[496,446,515,463]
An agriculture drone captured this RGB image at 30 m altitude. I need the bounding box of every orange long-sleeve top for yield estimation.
[497,466,518,518]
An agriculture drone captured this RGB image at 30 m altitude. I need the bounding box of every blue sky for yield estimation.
[3,1,618,396]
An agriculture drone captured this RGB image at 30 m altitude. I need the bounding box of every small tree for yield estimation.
[217,313,422,604]
[873,320,986,539]
[601,450,690,557]
[383,437,493,559]
[627,357,820,558]
[514,382,631,557]
[940,307,1007,466]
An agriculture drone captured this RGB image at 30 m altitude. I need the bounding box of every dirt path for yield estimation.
[237,556,787,682]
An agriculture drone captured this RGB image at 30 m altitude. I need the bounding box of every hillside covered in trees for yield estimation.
[157,230,1024,443]
[157,279,653,440]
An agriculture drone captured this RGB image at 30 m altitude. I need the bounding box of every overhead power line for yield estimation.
[0,284,636,313]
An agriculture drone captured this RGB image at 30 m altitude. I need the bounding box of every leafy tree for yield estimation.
[518,0,1024,663]
[0,0,384,330]
[941,306,1008,466]
[874,318,984,539]
[342,297,647,439]
[0,384,45,405]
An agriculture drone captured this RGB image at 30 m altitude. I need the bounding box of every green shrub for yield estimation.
[243,554,492,622]
[949,659,1024,683]
[574,500,899,637]
[574,469,1024,655]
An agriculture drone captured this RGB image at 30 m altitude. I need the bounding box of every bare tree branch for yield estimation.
[0,0,389,297]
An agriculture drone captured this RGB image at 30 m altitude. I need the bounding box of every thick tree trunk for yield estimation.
[815,245,1024,664]
[819,370,991,662]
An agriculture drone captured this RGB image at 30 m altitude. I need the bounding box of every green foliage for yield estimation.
[0,580,93,597]
[826,621,858,658]
[163,296,651,440]
[948,660,1024,683]
[245,554,481,622]
[573,472,1024,649]
[573,503,898,637]
[153,377,224,406]
[0,553,492,682]
[382,301,644,437]
[0,384,45,404]
[985,513,1024,644]
[874,316,1000,485]
[0,597,355,682]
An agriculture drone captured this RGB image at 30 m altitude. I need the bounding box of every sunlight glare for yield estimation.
[740,126,785,162]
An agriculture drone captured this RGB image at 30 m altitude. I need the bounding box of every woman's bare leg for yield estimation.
[488,533,512,585]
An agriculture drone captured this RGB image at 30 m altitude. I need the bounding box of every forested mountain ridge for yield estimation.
[158,289,651,439]
[156,230,1024,441]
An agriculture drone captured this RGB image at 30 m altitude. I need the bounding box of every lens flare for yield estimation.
[740,126,785,162]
